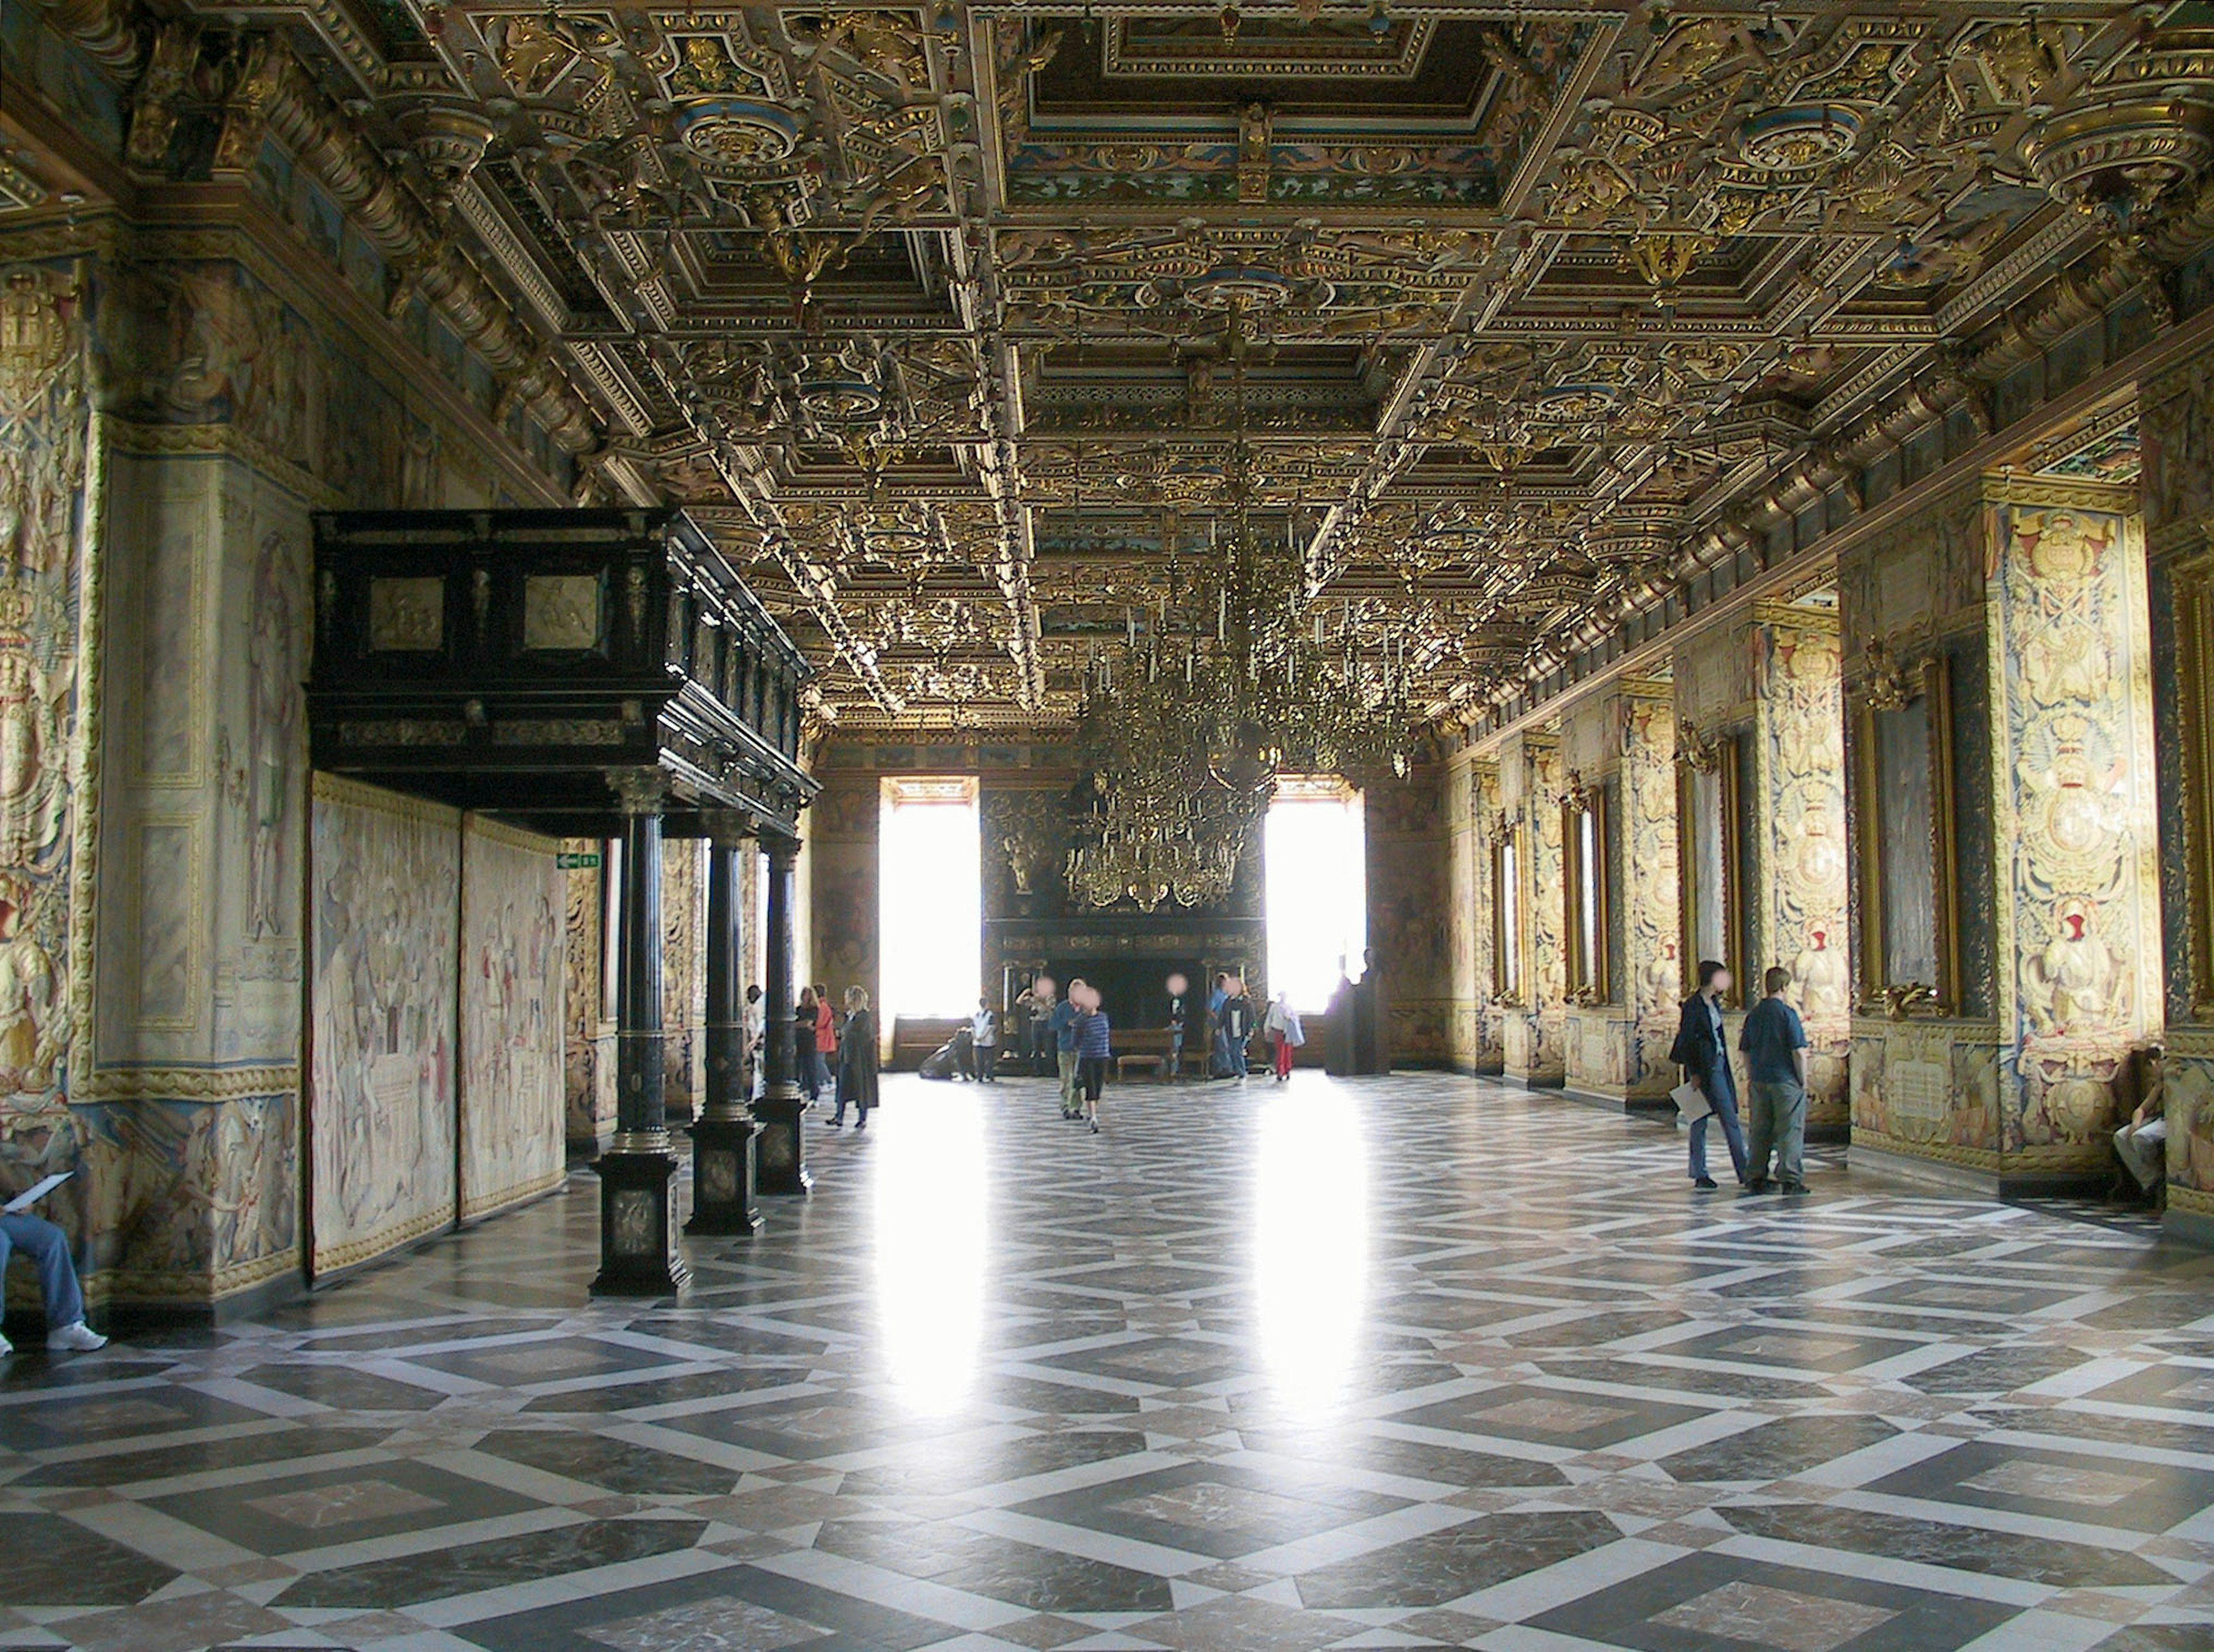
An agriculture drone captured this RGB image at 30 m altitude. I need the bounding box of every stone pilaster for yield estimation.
[1748,604,1851,1135]
[1498,729,1565,1087]
[2138,353,2214,1243]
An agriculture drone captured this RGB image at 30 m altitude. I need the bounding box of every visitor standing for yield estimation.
[1027,977,1057,1076]
[745,983,766,1101]
[1222,978,1253,1080]
[1669,960,1749,1190]
[1208,973,1232,1077]
[812,984,838,1099]
[1739,966,1812,1195]
[1264,990,1304,1082]
[833,986,878,1130]
[1052,979,1084,1118]
[1075,989,1111,1134]
[795,987,820,1103]
[1165,973,1189,1078]
[971,997,999,1081]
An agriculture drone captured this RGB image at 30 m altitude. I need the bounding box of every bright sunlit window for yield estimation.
[879,776,982,1020]
[1264,776,1366,1013]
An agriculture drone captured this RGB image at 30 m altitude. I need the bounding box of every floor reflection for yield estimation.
[1254,1080,1368,1417]
[868,1085,988,1416]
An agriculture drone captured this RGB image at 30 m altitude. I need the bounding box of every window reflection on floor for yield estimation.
[1255,1084,1368,1418]
[871,1088,988,1416]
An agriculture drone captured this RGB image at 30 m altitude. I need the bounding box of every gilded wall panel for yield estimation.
[1520,737,1567,1083]
[307,776,460,1276]
[459,818,566,1221]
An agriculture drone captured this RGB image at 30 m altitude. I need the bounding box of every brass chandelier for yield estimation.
[1065,310,1416,911]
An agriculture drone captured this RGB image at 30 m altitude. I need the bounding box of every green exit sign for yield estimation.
[556,852,602,869]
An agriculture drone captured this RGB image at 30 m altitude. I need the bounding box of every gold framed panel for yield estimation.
[2173,553,2214,1017]
[1677,733,1742,1009]
[1490,823,1524,1006]
[1562,781,1611,1004]
[1852,654,1961,1013]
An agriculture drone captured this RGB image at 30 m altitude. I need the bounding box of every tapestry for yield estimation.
[307,775,459,1275]
[460,817,565,1221]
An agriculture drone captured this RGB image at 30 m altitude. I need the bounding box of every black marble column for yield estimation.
[753,830,811,1195]
[591,772,691,1295]
[688,827,763,1235]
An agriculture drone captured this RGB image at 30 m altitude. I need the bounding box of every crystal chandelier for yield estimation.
[1064,308,1417,911]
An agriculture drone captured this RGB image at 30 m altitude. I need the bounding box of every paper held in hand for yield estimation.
[1670,1080,1712,1123]
[3,1171,72,1215]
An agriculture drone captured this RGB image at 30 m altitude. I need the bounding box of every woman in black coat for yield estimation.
[833,986,879,1130]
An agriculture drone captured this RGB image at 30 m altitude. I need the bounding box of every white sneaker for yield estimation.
[0,1331,11,1356]
[48,1322,106,1352]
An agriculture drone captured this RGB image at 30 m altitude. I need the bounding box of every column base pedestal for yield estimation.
[589,1149,691,1296]
[754,1094,812,1195]
[686,1115,764,1236]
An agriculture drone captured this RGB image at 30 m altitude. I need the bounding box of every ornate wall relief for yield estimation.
[1989,493,2162,1166]
[1623,689,1682,1095]
[1754,610,1851,1125]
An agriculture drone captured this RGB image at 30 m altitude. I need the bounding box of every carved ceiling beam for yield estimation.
[253,37,598,453]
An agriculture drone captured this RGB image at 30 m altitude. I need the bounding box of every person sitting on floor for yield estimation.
[0,1208,108,1355]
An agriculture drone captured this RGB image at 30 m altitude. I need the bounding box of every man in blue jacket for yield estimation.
[1669,959,1749,1190]
[1052,980,1085,1119]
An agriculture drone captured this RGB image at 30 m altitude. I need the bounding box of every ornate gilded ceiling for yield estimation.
[24,3,2214,736]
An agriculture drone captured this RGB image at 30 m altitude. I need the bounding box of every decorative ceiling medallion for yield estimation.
[796,376,883,420]
[1178,266,1326,311]
[2021,96,2214,217]
[1736,104,1861,172]
[675,97,802,169]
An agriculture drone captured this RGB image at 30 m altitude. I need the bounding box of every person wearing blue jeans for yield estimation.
[0,1211,108,1355]
[1667,959,1749,1190]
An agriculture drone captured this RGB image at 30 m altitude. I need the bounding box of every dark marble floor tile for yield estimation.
[1659,1415,1900,1483]
[470,1428,745,1496]
[1719,1503,2177,1588]
[1010,1459,1408,1562]
[454,1561,957,1651]
[1862,1440,2214,1534]
[1902,1345,2091,1395]
[276,1517,707,1609]
[1388,1383,1716,1451]
[393,1336,684,1388]
[1526,1547,2020,1651]
[238,1363,450,1411]
[143,1457,546,1554]
[1295,1510,1622,1608]
[0,1384,277,1451]
[0,1514,180,1606]
[12,1425,394,1489]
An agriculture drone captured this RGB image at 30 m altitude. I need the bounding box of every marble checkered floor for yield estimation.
[5,1074,2214,1652]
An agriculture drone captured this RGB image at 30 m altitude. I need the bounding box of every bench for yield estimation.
[1116,1053,1166,1081]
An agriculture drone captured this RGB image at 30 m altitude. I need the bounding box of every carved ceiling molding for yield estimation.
[16,2,2214,736]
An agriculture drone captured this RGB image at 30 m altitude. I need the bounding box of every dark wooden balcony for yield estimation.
[308,508,814,835]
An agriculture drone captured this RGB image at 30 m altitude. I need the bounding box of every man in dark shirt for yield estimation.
[1738,965,1812,1195]
[1669,959,1748,1190]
